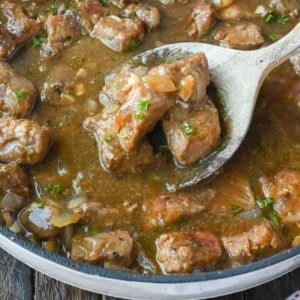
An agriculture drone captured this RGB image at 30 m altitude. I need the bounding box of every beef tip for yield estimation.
[0,62,36,117]
[290,54,300,76]
[215,23,265,50]
[156,231,223,274]
[0,25,17,60]
[111,0,139,8]
[0,1,40,43]
[222,221,281,263]
[0,118,52,165]
[217,1,257,21]
[91,15,145,52]
[122,4,160,32]
[187,0,216,38]
[0,162,29,199]
[143,194,205,228]
[76,0,109,30]
[260,170,300,223]
[149,53,210,108]
[42,10,80,56]
[269,0,299,19]
[71,230,133,267]
[19,201,60,239]
[84,113,154,172]
[113,79,175,151]
[163,100,221,165]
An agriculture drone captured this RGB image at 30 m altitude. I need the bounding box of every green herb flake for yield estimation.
[32,36,44,47]
[88,227,101,235]
[268,32,278,41]
[182,121,196,135]
[128,40,139,51]
[158,144,168,154]
[80,26,88,35]
[47,3,58,13]
[107,35,115,41]
[36,200,44,209]
[48,183,64,196]
[138,98,150,111]
[231,204,244,215]
[277,15,289,25]
[265,11,275,23]
[267,211,280,227]
[51,84,62,95]
[114,80,121,90]
[136,111,145,120]
[14,89,29,101]
[265,11,289,24]
[99,0,110,6]
[256,197,274,209]
[103,134,113,143]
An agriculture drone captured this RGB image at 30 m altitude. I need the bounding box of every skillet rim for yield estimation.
[0,225,299,283]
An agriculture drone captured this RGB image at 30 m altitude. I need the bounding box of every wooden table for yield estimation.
[0,248,299,300]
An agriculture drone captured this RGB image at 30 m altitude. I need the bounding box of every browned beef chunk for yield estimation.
[71,230,134,267]
[156,231,223,273]
[0,118,52,165]
[260,170,300,223]
[19,201,60,239]
[0,1,40,43]
[291,54,300,76]
[0,162,29,199]
[187,0,216,38]
[215,23,265,50]
[217,1,257,21]
[122,4,160,32]
[163,100,221,165]
[269,0,299,19]
[222,221,281,262]
[0,25,17,60]
[42,10,80,56]
[143,194,205,228]
[91,15,145,52]
[84,113,154,172]
[0,62,36,117]
[76,0,109,30]
[149,53,210,108]
[113,79,175,151]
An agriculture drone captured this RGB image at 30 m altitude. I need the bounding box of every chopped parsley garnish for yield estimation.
[268,32,278,41]
[80,26,88,35]
[99,0,110,6]
[265,11,289,24]
[267,211,280,227]
[114,80,121,90]
[103,134,112,143]
[158,144,168,154]
[128,40,139,51]
[256,197,274,209]
[36,200,44,209]
[107,35,115,41]
[138,98,150,111]
[182,121,196,135]
[14,89,29,101]
[32,36,44,47]
[47,3,58,13]
[231,204,244,215]
[136,99,150,120]
[48,183,64,196]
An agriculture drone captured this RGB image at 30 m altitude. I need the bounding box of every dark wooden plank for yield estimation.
[34,271,102,300]
[0,248,33,300]
[33,268,300,300]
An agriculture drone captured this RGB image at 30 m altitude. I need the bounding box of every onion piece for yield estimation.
[239,207,262,219]
[67,195,88,209]
[61,225,73,251]
[143,75,177,93]
[50,211,81,228]
[292,235,300,247]
[211,0,234,9]
[178,75,195,101]
[1,192,24,211]
[8,220,22,233]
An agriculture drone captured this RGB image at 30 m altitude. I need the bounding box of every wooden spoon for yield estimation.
[135,23,300,190]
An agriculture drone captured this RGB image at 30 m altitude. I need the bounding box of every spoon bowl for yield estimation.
[134,23,300,189]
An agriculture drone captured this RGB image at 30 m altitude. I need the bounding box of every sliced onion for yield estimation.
[72,172,84,195]
[143,75,177,93]
[67,195,88,209]
[239,207,262,219]
[178,75,195,101]
[1,192,24,211]
[50,211,81,228]
[87,98,98,112]
[61,225,73,251]
[8,220,22,233]
[58,160,69,176]
[211,0,234,9]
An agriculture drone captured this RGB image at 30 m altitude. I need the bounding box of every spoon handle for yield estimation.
[257,22,300,73]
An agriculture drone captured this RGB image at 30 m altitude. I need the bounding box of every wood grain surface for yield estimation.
[0,247,299,300]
